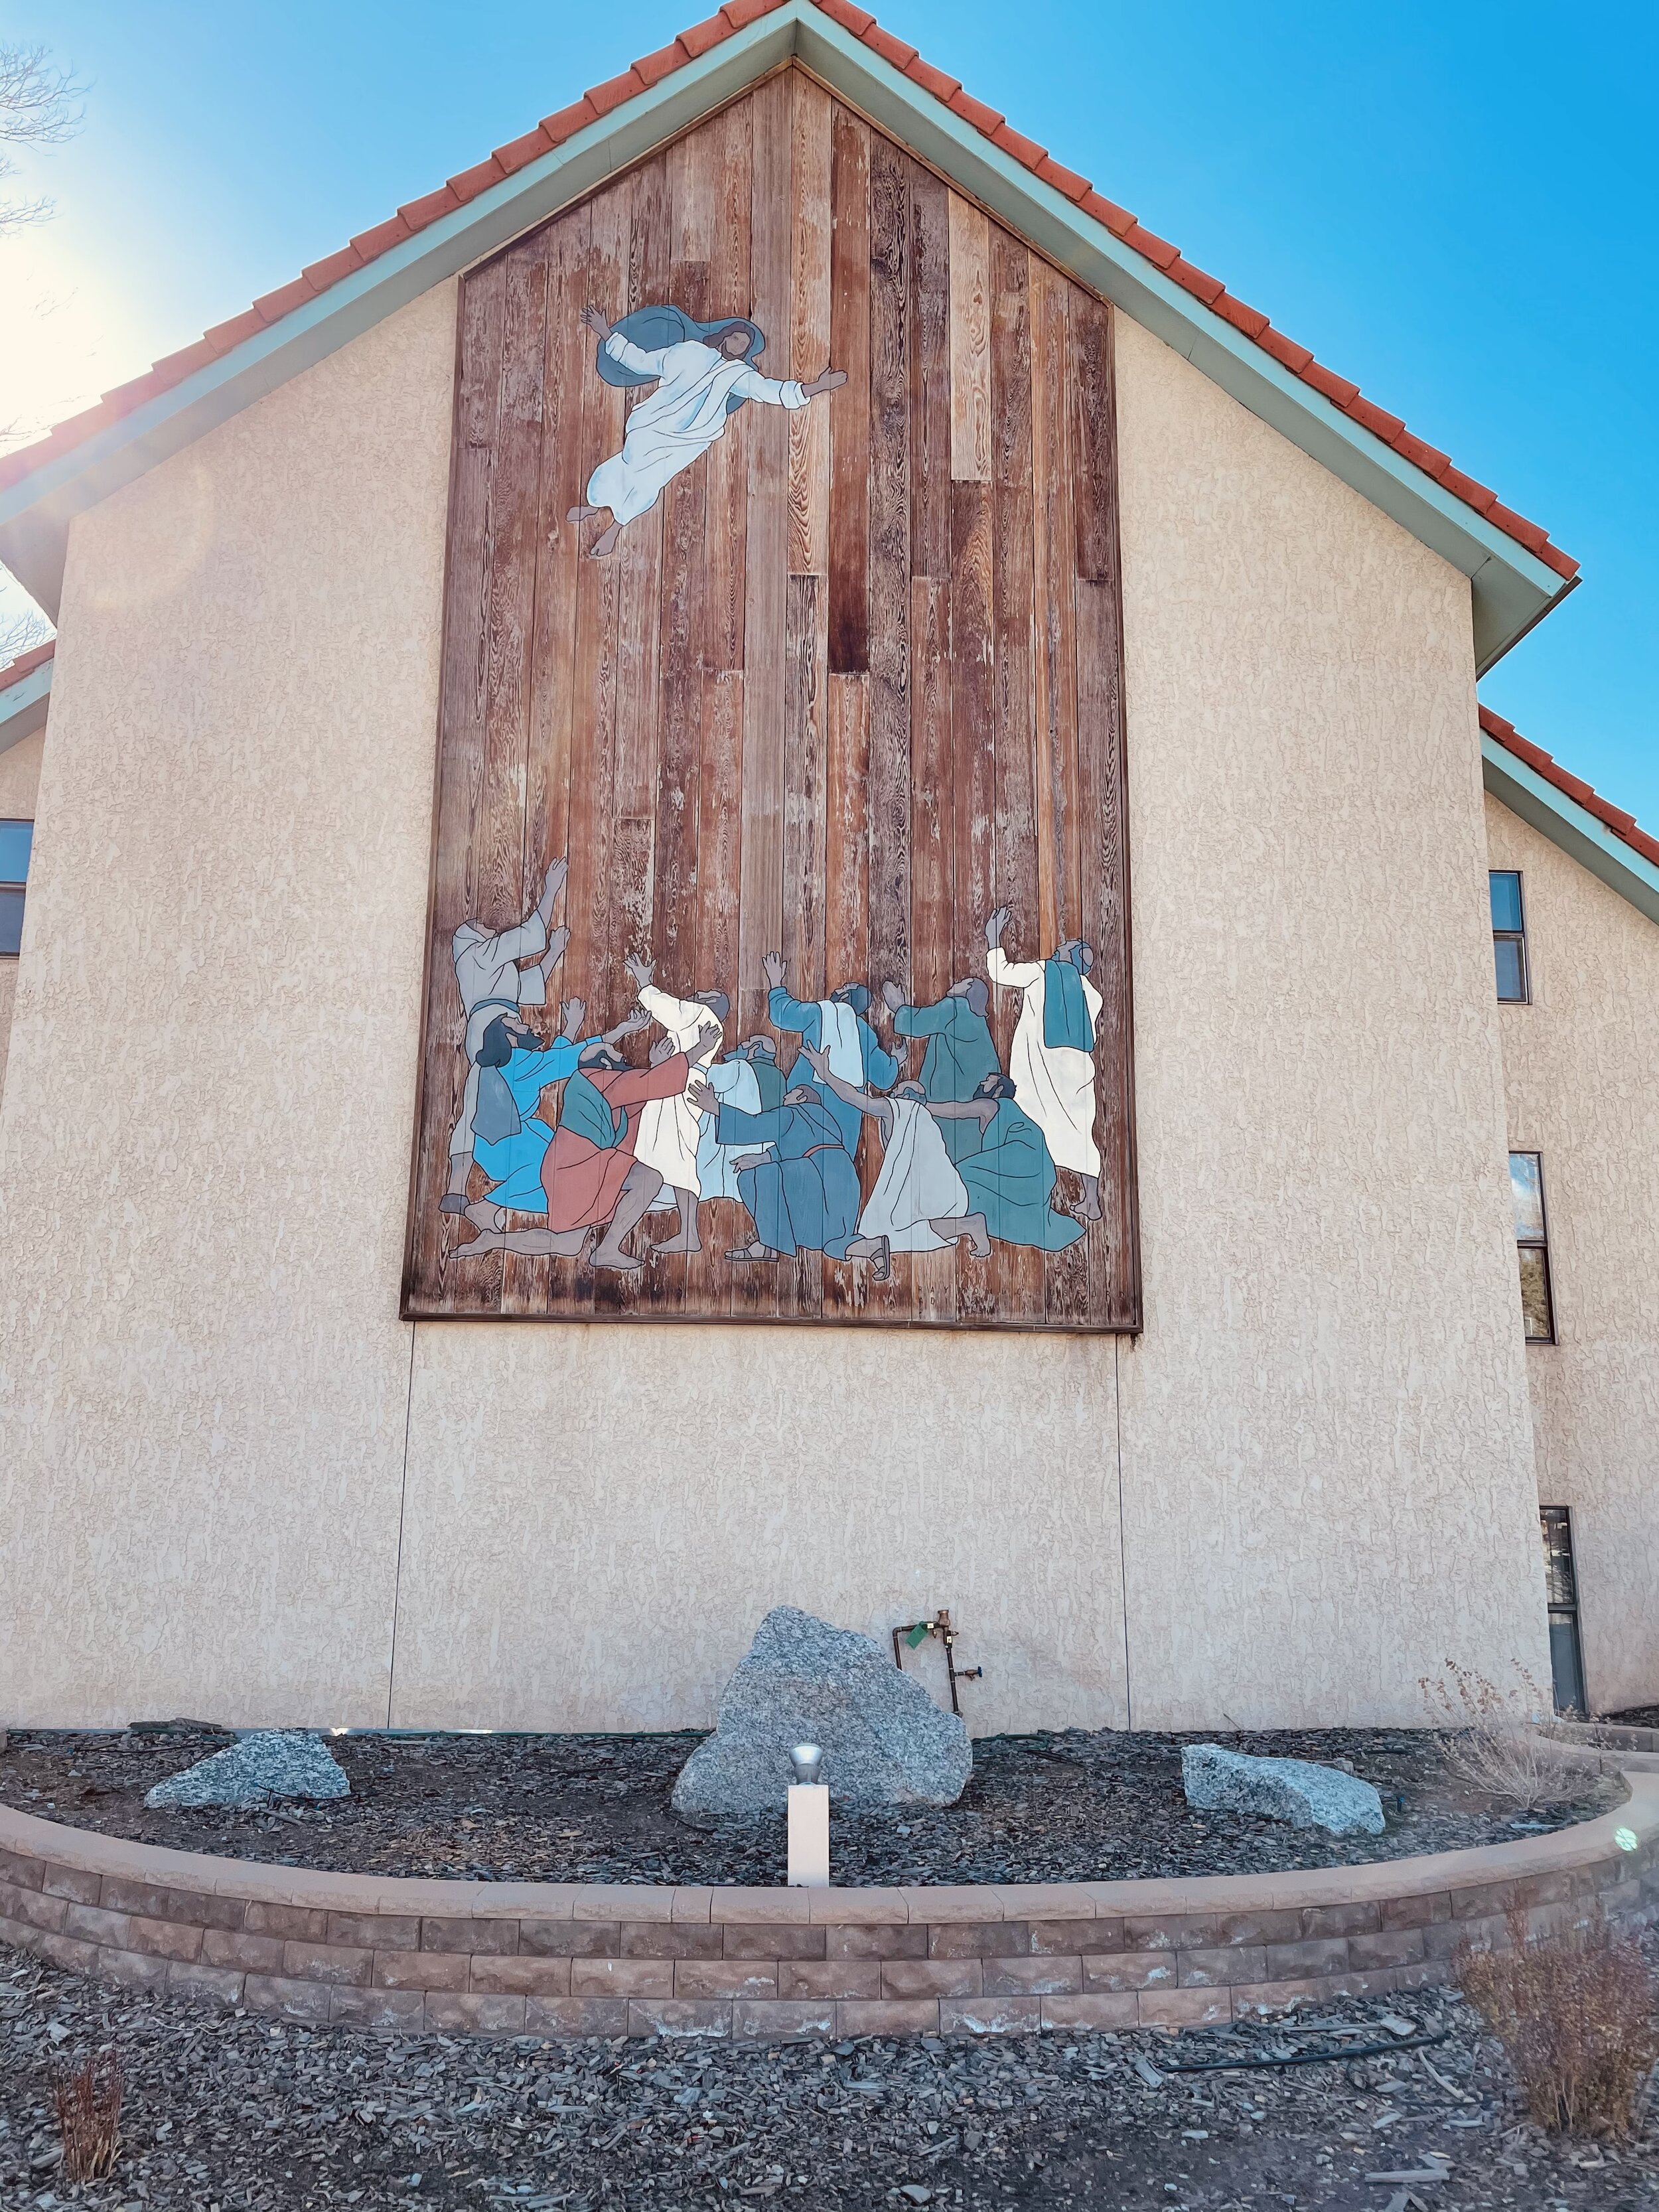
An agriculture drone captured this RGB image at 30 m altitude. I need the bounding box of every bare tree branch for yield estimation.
[0,603,54,670]
[0,43,86,238]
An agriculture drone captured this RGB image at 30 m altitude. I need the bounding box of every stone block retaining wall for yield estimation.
[3,1777,1656,2041]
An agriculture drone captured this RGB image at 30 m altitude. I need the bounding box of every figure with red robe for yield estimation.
[540,1038,691,1274]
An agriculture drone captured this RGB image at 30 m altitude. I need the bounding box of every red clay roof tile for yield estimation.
[1480,707,1659,872]
[904,57,961,104]
[0,0,1578,586]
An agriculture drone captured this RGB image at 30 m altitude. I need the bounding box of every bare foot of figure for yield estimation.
[1079,1172,1104,1222]
[591,1244,644,1274]
[931,1213,991,1260]
[650,1190,703,1256]
[588,520,622,559]
[567,503,601,523]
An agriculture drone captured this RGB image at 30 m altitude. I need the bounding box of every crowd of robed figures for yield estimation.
[440,858,1106,1280]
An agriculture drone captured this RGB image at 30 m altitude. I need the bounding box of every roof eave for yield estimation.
[1483,734,1659,928]
[0,653,52,758]
[0,0,1571,672]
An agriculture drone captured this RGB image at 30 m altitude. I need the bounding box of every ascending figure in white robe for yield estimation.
[625,954,727,1255]
[985,906,1106,1222]
[567,305,847,558]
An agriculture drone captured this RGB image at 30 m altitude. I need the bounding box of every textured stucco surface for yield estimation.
[0,265,1559,1734]
[0,285,458,1727]
[0,726,42,1104]
[1484,793,1659,1714]
[1110,316,1550,1728]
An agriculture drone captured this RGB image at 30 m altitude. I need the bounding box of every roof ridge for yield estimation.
[1480,704,1659,871]
[0,0,1576,585]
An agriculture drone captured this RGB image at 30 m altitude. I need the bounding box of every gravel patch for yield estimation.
[4,1931,1657,2210]
[0,1726,1619,1888]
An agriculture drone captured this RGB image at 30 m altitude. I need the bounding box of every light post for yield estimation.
[786,1743,829,1887]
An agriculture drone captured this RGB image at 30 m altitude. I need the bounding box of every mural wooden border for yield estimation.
[402,66,1139,1332]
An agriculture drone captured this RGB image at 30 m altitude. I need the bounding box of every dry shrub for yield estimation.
[52,2048,123,2182]
[1421,1659,1571,1811]
[1459,1903,1658,2136]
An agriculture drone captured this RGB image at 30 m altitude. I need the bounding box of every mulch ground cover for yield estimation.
[5,1933,1657,2211]
[0,1729,1619,1887]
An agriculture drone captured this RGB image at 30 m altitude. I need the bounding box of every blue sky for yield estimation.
[3,0,1655,824]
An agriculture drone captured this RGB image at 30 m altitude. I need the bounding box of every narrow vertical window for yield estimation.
[1490,869,1528,1001]
[0,818,32,958]
[1510,1150,1555,1342]
[1540,1507,1587,1715]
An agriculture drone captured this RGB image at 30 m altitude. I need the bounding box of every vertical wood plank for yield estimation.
[490,234,551,1319]
[989,229,1045,1329]
[948,193,991,484]
[909,165,952,581]
[867,130,912,1013]
[1072,289,1116,585]
[1074,309,1139,1330]
[703,100,752,675]
[1029,258,1079,953]
[734,70,792,1322]
[407,258,504,1313]
[824,669,871,1321]
[827,106,870,674]
[789,75,832,579]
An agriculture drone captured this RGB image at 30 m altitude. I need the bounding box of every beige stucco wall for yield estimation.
[0,258,1553,1733]
[0,725,44,1104]
[1484,793,1659,1715]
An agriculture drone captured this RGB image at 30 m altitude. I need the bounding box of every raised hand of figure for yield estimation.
[803,367,848,397]
[581,305,613,342]
[880,979,905,1013]
[985,905,1011,947]
[545,924,571,966]
[800,1043,829,1078]
[605,1010,650,1044]
[762,950,787,991]
[687,1078,720,1116]
[544,854,569,902]
[559,996,587,1039]
[624,951,655,994]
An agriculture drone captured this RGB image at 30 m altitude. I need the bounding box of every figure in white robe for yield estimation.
[567,304,847,557]
[694,1051,764,1201]
[985,906,1105,1222]
[441,855,569,1213]
[798,1057,971,1283]
[626,954,728,1254]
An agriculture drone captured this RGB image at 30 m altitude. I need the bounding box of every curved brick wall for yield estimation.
[3,1777,1656,2041]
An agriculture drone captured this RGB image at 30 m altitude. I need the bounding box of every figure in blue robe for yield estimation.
[709,1084,861,1261]
[762,955,897,1155]
[471,1024,589,1214]
[881,976,1001,1163]
[926,1073,1085,1255]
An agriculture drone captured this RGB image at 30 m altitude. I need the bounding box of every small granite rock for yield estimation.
[143,1730,350,1808]
[673,1607,972,1818]
[1182,1743,1386,1836]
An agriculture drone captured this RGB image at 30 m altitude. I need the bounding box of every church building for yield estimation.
[1,0,1654,1737]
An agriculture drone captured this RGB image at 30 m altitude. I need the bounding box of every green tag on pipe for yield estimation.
[905,1624,930,1649]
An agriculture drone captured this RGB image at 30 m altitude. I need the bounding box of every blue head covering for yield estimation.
[1043,957,1095,1053]
[595,307,768,415]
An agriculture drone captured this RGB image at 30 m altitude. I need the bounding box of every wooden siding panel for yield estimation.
[407,74,1137,1332]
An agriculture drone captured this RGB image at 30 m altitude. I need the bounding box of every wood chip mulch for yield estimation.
[0,1728,1620,1888]
[5,1934,1658,2210]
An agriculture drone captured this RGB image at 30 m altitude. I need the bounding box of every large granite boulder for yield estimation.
[144,1730,350,1808]
[1182,1743,1385,1836]
[673,1607,972,1818]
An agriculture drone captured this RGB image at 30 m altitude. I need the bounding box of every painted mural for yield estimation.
[405,70,1138,1330]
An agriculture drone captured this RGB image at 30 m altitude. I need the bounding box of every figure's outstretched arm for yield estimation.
[580,305,613,346]
[799,1045,887,1122]
[927,1098,999,1132]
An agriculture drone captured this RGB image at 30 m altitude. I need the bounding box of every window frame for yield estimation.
[0,816,31,962]
[1489,867,1530,1003]
[1510,1147,1556,1345]
[1540,1506,1589,1716]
